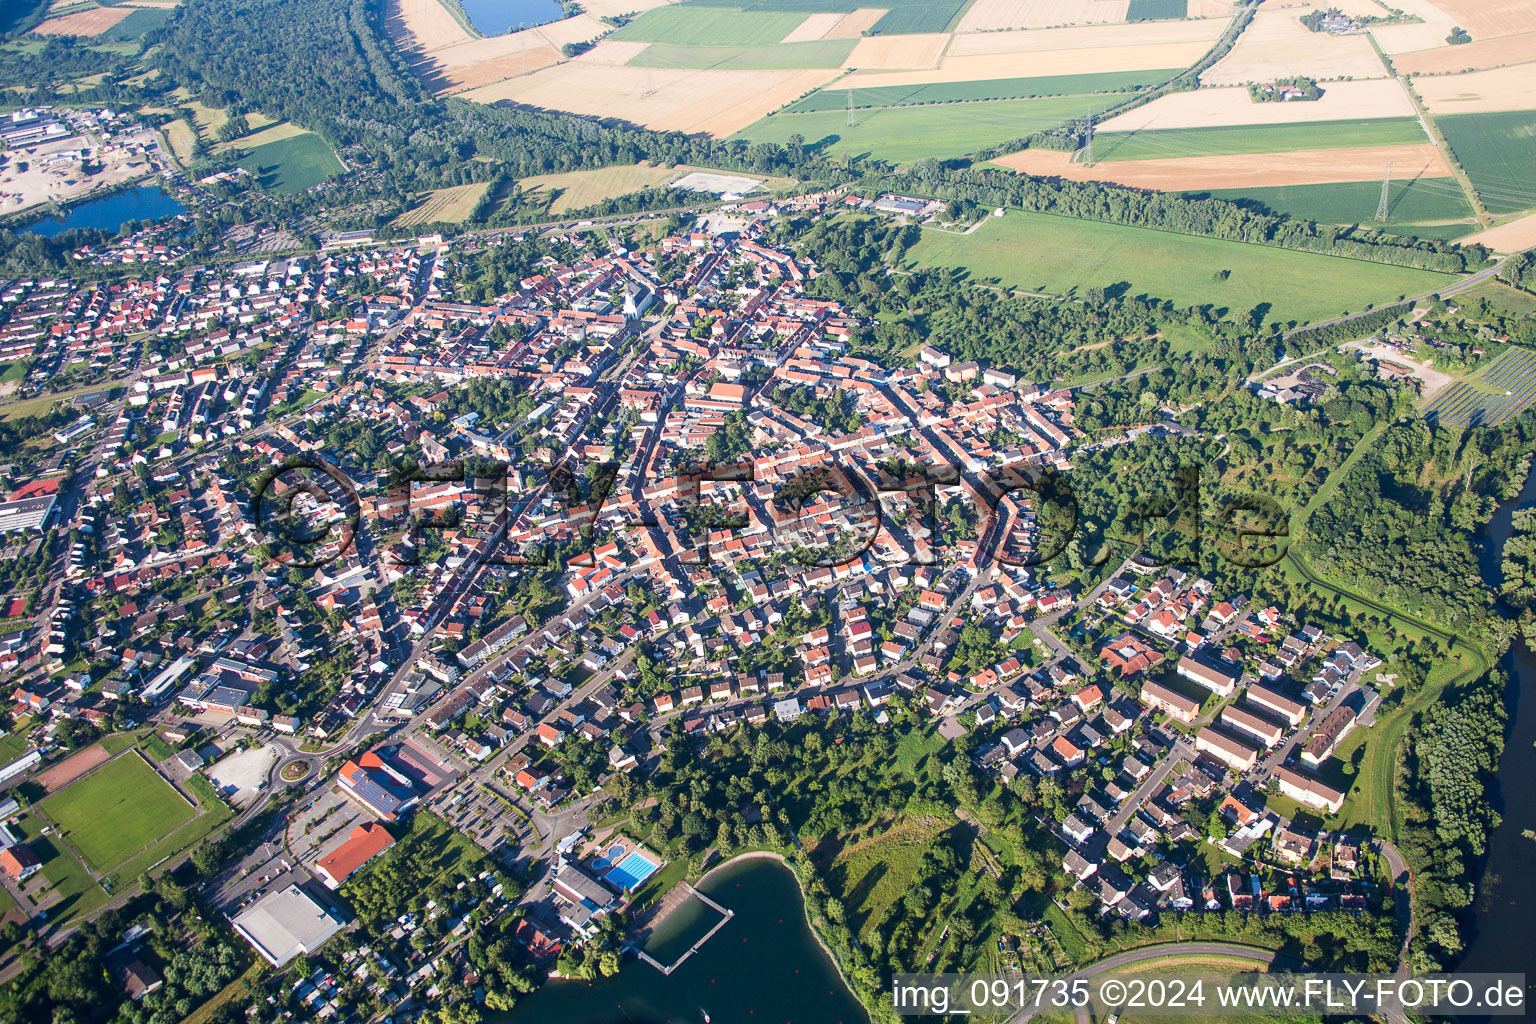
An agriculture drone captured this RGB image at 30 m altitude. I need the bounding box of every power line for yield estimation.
[1375,157,1393,221]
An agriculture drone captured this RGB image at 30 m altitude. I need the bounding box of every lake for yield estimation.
[1457,466,1536,1019]
[18,185,184,237]
[499,856,869,1024]
[459,0,566,36]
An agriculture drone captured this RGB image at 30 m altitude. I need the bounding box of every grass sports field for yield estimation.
[38,752,194,873]
[237,132,345,194]
[1437,109,1536,215]
[1093,118,1428,161]
[908,210,1454,326]
[739,92,1135,164]
[785,69,1177,111]
[632,38,855,69]
[1186,178,1477,239]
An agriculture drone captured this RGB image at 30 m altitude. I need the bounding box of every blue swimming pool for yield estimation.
[604,850,660,891]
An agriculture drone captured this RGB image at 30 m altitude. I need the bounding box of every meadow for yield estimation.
[237,132,345,194]
[392,180,492,226]
[907,209,1455,326]
[38,752,194,873]
[1186,178,1477,237]
[1092,118,1427,161]
[1437,109,1536,215]
[632,38,855,69]
[784,68,1178,111]
[738,92,1136,164]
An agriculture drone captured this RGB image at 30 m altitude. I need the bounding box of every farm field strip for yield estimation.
[1098,79,1417,132]
[1200,8,1386,85]
[32,5,133,35]
[1187,178,1476,236]
[392,181,493,226]
[995,143,1450,190]
[955,0,1130,33]
[786,68,1175,110]
[630,38,857,69]
[1437,109,1536,214]
[1395,31,1536,74]
[1414,63,1536,116]
[1090,118,1428,161]
[737,91,1138,164]
[1456,209,1536,252]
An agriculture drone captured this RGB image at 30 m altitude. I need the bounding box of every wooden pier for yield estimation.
[631,882,735,975]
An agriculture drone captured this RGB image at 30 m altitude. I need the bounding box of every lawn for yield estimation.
[737,92,1138,165]
[907,209,1455,326]
[632,38,855,69]
[11,814,108,926]
[0,732,29,763]
[1184,178,1477,238]
[236,132,344,195]
[1464,281,1536,317]
[611,6,808,44]
[785,69,1179,112]
[518,162,790,215]
[1438,108,1536,215]
[37,752,196,873]
[1093,118,1427,161]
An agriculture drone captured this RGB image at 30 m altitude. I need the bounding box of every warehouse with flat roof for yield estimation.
[231,884,345,967]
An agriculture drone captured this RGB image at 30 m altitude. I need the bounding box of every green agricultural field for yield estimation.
[632,38,855,69]
[1438,108,1536,215]
[907,209,1455,326]
[785,69,1178,112]
[1185,178,1477,238]
[738,92,1135,165]
[1127,0,1187,18]
[38,752,195,873]
[1092,117,1427,161]
[95,6,171,40]
[611,6,808,44]
[677,0,969,33]
[237,132,344,194]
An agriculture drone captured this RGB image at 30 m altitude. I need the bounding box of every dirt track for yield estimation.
[33,743,109,793]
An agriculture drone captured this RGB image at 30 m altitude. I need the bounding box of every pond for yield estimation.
[458,0,566,36]
[498,856,869,1024]
[17,184,185,237]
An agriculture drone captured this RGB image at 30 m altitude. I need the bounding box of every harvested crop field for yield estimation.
[463,63,840,136]
[1097,79,1414,131]
[994,144,1451,190]
[580,0,675,17]
[387,0,474,53]
[1415,63,1536,114]
[393,181,492,226]
[520,162,698,213]
[33,5,133,35]
[844,33,949,68]
[1396,32,1536,74]
[1457,209,1536,252]
[825,7,887,36]
[954,0,1130,32]
[1371,0,1460,54]
[635,38,856,68]
[1202,9,1385,85]
[948,18,1224,54]
[1429,0,1536,40]
[417,29,564,91]
[575,39,653,64]
[781,11,844,41]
